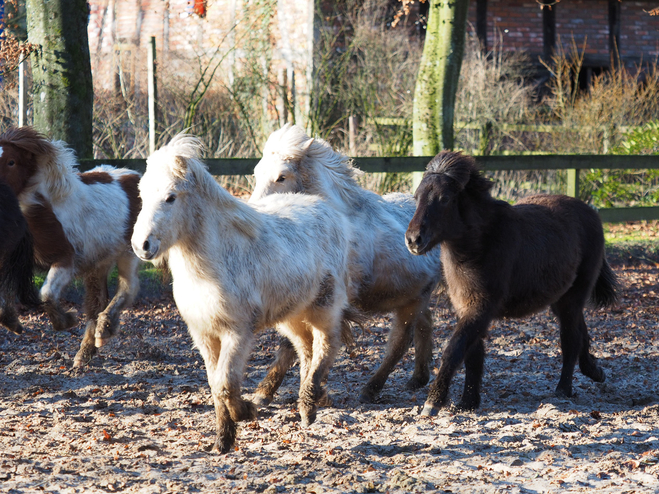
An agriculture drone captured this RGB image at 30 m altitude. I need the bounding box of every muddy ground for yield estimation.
[1,260,658,493]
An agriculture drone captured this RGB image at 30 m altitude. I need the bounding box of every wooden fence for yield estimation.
[79,154,659,223]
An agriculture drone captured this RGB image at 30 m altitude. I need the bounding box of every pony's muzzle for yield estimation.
[132,236,160,261]
[405,229,424,256]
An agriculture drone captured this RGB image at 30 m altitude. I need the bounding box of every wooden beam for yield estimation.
[542,1,556,61]
[608,0,621,64]
[476,0,488,51]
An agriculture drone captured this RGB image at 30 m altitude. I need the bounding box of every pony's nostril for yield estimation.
[143,240,150,252]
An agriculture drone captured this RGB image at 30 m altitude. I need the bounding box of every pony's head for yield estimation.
[406,151,492,255]
[250,124,359,205]
[0,127,57,195]
[132,133,206,262]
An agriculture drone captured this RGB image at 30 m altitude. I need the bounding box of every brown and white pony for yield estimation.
[0,127,141,366]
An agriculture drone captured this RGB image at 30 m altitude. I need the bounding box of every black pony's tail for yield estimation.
[591,258,618,308]
[0,229,40,308]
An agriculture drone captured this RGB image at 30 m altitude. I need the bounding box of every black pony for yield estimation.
[0,179,39,334]
[405,151,617,415]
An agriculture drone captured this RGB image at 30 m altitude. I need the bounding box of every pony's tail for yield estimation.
[340,306,368,352]
[591,258,618,308]
[0,230,40,307]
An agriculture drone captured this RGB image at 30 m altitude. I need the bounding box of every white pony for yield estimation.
[250,124,443,403]
[131,133,351,453]
[0,127,141,367]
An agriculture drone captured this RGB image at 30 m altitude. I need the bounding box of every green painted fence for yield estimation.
[79,154,659,223]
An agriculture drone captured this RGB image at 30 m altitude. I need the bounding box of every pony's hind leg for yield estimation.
[577,313,605,382]
[73,264,111,367]
[359,297,433,403]
[95,252,140,347]
[551,300,592,398]
[41,263,78,331]
[409,305,434,390]
[253,336,297,406]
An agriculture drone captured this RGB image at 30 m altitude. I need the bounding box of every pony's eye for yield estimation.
[7,160,15,167]
[165,194,176,204]
[275,175,286,183]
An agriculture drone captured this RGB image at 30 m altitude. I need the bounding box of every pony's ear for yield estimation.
[172,156,189,181]
[301,138,314,155]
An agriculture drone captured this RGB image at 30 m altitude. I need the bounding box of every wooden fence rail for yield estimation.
[78,154,659,223]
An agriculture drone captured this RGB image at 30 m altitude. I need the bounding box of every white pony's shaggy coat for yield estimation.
[132,134,351,453]
[250,124,442,403]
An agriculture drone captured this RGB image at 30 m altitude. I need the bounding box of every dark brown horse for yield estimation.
[0,180,39,334]
[405,151,618,415]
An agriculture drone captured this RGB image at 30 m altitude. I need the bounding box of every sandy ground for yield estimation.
[0,263,658,493]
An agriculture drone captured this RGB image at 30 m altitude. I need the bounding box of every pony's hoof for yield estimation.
[94,314,117,343]
[229,399,257,422]
[73,345,97,368]
[420,402,440,416]
[358,385,380,404]
[554,386,574,399]
[300,405,317,427]
[48,306,78,331]
[4,322,23,335]
[95,337,111,348]
[406,376,429,391]
[456,399,480,412]
[211,438,234,455]
[586,366,606,383]
[317,389,332,408]
[252,393,273,407]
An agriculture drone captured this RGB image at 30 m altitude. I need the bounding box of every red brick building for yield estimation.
[467,0,658,69]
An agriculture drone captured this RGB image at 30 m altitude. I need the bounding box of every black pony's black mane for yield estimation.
[425,151,493,197]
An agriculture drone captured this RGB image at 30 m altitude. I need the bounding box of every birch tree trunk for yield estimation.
[27,0,93,158]
[413,0,470,155]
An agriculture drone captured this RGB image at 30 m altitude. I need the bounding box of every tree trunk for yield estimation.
[27,0,94,159]
[413,0,470,155]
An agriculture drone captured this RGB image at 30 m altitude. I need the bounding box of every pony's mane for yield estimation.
[152,133,262,238]
[264,124,364,206]
[0,126,82,202]
[0,127,57,158]
[426,151,493,196]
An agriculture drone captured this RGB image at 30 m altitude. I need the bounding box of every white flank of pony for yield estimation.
[250,123,443,404]
[132,133,351,453]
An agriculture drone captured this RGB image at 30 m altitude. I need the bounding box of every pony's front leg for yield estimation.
[211,394,237,454]
[95,253,140,347]
[41,263,77,331]
[422,313,491,416]
[210,328,257,424]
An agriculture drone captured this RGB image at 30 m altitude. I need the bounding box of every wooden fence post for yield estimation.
[566,169,580,198]
[348,115,358,156]
[18,58,27,127]
[479,121,492,155]
[147,36,158,156]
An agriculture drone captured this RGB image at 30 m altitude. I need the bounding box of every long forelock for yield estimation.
[0,126,57,161]
[265,124,363,204]
[426,151,493,196]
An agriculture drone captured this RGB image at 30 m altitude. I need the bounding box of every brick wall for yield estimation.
[467,0,658,62]
[87,0,314,124]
